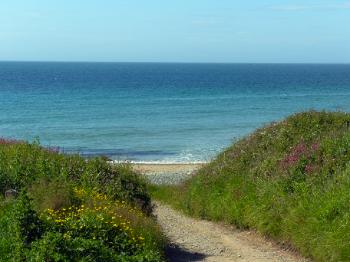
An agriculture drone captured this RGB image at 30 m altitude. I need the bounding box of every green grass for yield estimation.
[150,111,350,262]
[0,140,165,261]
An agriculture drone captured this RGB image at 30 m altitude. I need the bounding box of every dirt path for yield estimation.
[154,202,308,262]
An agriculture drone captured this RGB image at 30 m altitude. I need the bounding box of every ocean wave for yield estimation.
[59,147,213,164]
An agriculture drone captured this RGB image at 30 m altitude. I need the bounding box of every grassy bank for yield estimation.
[150,111,350,262]
[0,140,165,261]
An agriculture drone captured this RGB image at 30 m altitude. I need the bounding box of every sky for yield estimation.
[0,0,350,63]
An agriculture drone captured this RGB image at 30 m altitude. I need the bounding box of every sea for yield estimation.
[1,62,350,163]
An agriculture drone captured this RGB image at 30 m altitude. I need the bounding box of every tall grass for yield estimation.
[151,111,350,262]
[0,141,165,261]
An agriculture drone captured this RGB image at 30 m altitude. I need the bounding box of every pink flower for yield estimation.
[281,141,319,170]
[304,164,314,174]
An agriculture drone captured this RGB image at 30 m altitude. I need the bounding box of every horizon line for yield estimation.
[0,60,350,65]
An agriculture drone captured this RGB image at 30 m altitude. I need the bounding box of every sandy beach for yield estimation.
[132,163,203,174]
[132,163,204,185]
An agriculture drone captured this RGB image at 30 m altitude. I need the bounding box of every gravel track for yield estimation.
[155,203,308,262]
[134,164,201,185]
[136,165,308,262]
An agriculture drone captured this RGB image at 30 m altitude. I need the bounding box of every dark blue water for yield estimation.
[1,62,350,162]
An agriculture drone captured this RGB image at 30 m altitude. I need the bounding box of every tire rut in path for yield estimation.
[154,202,308,262]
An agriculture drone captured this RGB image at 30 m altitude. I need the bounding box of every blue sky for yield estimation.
[0,1,349,63]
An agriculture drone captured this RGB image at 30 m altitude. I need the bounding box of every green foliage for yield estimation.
[0,141,151,213]
[152,111,350,262]
[26,193,164,261]
[27,232,120,262]
[82,159,152,214]
[0,200,25,261]
[0,194,44,261]
[28,177,81,212]
[28,232,163,262]
[0,141,165,261]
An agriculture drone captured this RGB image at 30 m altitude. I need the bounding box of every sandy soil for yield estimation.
[155,202,309,262]
[132,163,204,174]
[132,163,204,185]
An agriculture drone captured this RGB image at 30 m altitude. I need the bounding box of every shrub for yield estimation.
[81,159,152,214]
[0,141,165,261]
[0,141,152,212]
[29,198,164,261]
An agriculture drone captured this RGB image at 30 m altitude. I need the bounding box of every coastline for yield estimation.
[132,163,204,174]
[131,163,205,185]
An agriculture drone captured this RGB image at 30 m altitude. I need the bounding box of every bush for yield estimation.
[0,141,152,212]
[81,159,152,214]
[0,141,165,261]
[27,191,164,261]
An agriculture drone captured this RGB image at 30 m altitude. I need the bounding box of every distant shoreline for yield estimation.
[132,163,204,174]
[131,163,204,185]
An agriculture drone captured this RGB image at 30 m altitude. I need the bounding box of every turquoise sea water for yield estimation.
[1,62,350,163]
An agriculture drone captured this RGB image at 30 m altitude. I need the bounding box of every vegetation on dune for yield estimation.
[0,140,165,261]
[151,111,350,262]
